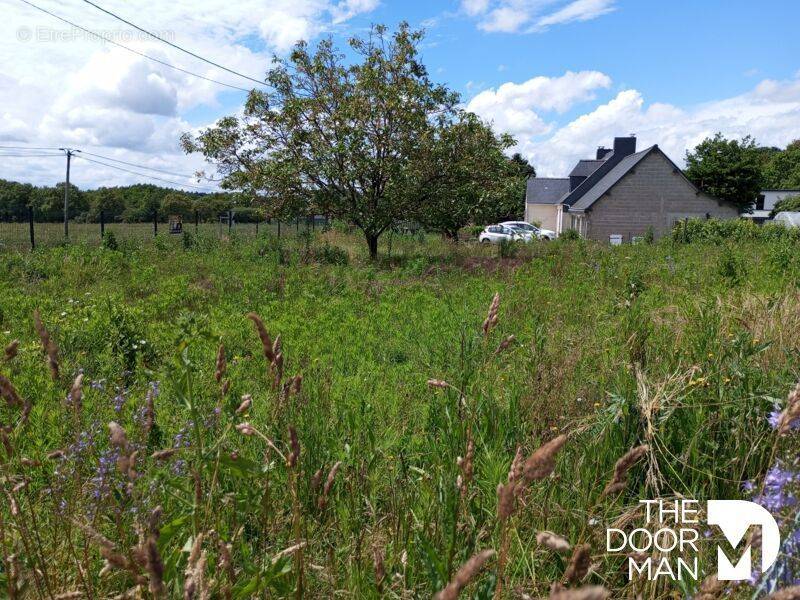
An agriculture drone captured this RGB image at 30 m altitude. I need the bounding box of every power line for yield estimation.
[0,153,64,157]
[0,145,62,151]
[16,0,254,93]
[78,0,267,86]
[77,150,201,179]
[74,154,217,192]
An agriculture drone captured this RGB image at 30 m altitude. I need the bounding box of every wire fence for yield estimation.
[0,212,330,250]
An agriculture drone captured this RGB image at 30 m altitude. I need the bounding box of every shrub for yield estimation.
[102,230,119,251]
[559,228,581,241]
[672,217,800,244]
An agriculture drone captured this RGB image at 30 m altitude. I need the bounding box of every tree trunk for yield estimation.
[366,233,379,260]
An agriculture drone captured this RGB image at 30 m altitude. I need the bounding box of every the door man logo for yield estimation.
[707,500,780,581]
[607,499,780,581]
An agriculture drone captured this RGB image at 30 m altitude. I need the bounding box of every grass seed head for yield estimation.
[495,335,516,355]
[0,374,22,408]
[246,312,275,362]
[549,585,609,600]
[522,434,567,484]
[777,381,800,435]
[214,344,226,383]
[536,531,571,554]
[288,426,300,468]
[69,373,83,412]
[766,586,800,600]
[482,292,500,337]
[564,543,592,584]
[427,379,449,389]
[4,339,18,361]
[235,422,256,436]
[33,309,59,380]
[317,461,342,510]
[496,482,516,521]
[695,574,725,599]
[236,394,252,415]
[108,421,129,449]
[603,444,648,496]
[435,549,495,600]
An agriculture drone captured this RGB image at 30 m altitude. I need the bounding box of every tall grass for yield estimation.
[0,232,799,598]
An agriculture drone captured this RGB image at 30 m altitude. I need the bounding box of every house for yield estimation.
[742,189,800,223]
[525,136,739,242]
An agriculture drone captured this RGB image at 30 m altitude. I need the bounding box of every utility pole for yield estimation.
[59,148,80,238]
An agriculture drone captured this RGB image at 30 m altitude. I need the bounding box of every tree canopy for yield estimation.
[182,23,525,257]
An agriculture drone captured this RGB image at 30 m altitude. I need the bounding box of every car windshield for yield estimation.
[508,223,536,232]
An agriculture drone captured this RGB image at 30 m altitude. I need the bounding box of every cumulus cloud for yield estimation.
[467,73,800,176]
[462,0,616,33]
[0,0,378,187]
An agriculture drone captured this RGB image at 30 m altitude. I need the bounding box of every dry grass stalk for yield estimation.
[144,385,156,436]
[435,549,495,600]
[766,587,800,600]
[695,574,725,599]
[33,309,59,380]
[184,534,207,600]
[246,312,275,363]
[482,292,500,337]
[4,339,18,361]
[549,585,609,600]
[151,448,178,461]
[53,593,84,599]
[287,426,300,469]
[457,434,474,498]
[271,541,307,564]
[536,531,571,554]
[522,435,567,484]
[272,352,284,387]
[776,381,800,435]
[236,394,252,415]
[69,373,83,412]
[214,344,226,383]
[602,444,648,496]
[564,544,591,584]
[495,335,516,355]
[0,374,22,408]
[496,482,515,521]
[310,468,324,493]
[372,546,385,594]
[317,461,342,510]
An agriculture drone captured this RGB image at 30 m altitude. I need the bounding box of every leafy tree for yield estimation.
[509,153,535,178]
[415,113,518,239]
[763,140,800,189]
[161,192,194,218]
[183,23,503,258]
[0,179,34,221]
[685,133,763,212]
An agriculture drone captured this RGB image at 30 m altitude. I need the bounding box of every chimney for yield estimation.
[613,135,637,158]
[596,146,612,160]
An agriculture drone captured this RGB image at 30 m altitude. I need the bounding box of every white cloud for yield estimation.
[465,70,611,136]
[0,0,378,188]
[461,0,615,33]
[467,73,800,177]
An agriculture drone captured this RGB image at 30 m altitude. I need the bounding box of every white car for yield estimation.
[500,221,558,241]
[478,225,525,244]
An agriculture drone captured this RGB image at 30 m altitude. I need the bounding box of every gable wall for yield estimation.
[583,150,739,242]
[525,203,559,231]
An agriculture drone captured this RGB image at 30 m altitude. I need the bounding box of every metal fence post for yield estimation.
[255,219,259,235]
[28,205,35,250]
[100,210,105,239]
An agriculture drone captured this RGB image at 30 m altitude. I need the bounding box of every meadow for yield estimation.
[1,230,800,599]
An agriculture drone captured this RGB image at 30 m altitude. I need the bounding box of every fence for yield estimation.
[0,209,330,250]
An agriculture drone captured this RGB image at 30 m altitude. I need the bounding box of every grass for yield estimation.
[1,231,800,598]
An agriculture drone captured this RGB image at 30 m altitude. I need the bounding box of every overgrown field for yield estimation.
[2,232,800,598]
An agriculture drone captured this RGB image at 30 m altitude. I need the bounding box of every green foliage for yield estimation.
[770,194,800,216]
[102,230,119,251]
[763,140,800,189]
[559,228,581,241]
[672,217,800,243]
[685,133,763,212]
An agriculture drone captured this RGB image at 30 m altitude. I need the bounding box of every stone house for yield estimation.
[524,136,739,242]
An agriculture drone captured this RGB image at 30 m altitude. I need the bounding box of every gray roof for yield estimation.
[569,147,655,211]
[569,160,605,178]
[526,177,570,205]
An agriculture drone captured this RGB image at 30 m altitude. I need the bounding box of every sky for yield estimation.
[2,0,800,191]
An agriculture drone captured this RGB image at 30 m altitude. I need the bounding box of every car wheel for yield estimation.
[481,238,491,244]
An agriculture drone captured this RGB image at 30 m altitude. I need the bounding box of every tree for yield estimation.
[685,133,763,212]
[414,113,519,239]
[770,195,800,216]
[509,153,535,178]
[183,23,501,258]
[161,192,194,219]
[763,140,800,189]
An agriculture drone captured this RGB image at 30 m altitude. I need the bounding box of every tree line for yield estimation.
[0,181,256,223]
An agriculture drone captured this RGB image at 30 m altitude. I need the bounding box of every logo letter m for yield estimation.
[707,500,780,581]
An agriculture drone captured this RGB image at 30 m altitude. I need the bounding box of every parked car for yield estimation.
[500,221,558,240]
[478,225,525,244]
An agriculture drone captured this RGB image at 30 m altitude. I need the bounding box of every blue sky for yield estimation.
[2,0,800,187]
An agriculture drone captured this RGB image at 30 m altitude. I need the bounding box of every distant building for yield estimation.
[524,136,739,242]
[743,190,800,223]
